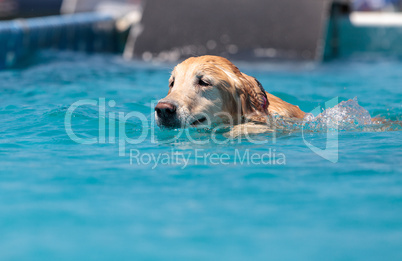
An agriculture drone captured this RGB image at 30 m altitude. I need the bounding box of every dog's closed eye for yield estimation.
[169,80,174,88]
[198,78,209,87]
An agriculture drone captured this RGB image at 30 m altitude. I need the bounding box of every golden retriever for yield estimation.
[155,55,305,134]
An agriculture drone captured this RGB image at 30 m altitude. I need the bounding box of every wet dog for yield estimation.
[155,55,305,135]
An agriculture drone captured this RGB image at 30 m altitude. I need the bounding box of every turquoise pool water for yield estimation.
[1,51,401,260]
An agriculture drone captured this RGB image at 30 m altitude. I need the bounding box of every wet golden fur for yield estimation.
[157,55,305,130]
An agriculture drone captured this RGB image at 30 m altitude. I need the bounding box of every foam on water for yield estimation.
[309,98,371,124]
[272,98,401,134]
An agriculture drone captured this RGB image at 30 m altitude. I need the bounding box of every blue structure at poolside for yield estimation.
[0,13,116,69]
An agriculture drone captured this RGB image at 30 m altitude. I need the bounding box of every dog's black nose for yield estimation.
[155,102,177,119]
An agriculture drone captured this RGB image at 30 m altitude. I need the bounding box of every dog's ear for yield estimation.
[237,73,269,123]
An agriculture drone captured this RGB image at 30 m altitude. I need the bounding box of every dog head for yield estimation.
[155,55,269,129]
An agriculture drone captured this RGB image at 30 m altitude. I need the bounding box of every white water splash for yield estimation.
[305,98,372,131]
[273,98,396,133]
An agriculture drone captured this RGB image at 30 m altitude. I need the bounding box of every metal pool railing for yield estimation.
[0,13,117,69]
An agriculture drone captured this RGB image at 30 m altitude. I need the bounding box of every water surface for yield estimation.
[0,51,401,261]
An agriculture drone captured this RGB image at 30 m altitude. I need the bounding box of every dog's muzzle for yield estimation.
[155,101,181,128]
